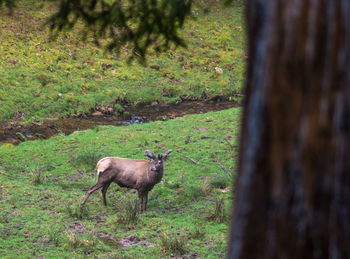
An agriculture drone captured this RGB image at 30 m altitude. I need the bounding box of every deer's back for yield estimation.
[97,157,153,187]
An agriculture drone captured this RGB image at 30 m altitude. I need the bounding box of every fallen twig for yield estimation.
[181,154,199,165]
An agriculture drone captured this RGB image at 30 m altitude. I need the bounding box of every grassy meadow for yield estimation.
[0,0,245,123]
[0,108,241,258]
[0,0,245,257]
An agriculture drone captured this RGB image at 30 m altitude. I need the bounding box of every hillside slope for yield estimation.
[0,0,245,122]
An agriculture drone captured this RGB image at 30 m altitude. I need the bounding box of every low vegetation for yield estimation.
[159,233,188,256]
[0,0,245,123]
[0,0,244,257]
[0,107,240,258]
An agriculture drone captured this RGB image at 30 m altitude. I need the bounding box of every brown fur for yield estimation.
[81,150,172,213]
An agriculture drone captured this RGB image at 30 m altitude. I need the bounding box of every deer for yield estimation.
[81,149,173,213]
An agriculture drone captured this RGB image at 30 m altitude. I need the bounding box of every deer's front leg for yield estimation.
[138,190,146,213]
[143,192,149,212]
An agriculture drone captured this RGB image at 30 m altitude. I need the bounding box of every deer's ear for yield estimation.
[162,150,173,161]
[144,150,156,161]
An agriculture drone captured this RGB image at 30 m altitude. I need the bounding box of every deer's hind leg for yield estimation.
[81,173,111,206]
[81,182,104,205]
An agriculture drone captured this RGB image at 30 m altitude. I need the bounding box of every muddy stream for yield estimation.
[0,100,239,145]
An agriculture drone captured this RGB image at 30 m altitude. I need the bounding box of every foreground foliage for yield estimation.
[0,108,240,258]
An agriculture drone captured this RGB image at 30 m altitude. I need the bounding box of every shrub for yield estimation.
[199,181,213,196]
[65,204,89,220]
[37,73,49,86]
[73,149,103,170]
[207,199,227,223]
[209,170,233,189]
[114,199,139,226]
[48,230,61,246]
[189,227,205,240]
[159,233,187,256]
[64,231,97,249]
[31,168,43,185]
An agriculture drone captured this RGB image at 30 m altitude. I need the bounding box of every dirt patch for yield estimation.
[96,233,154,248]
[69,222,85,233]
[120,235,154,248]
[0,100,239,145]
[193,127,209,131]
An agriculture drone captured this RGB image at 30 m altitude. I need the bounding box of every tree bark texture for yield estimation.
[229,1,350,258]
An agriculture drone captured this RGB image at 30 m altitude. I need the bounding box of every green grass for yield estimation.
[159,233,187,256]
[0,107,240,258]
[0,0,245,123]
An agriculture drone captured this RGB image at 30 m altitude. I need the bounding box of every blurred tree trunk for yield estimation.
[229,1,350,258]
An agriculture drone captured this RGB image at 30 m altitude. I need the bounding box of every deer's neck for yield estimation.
[151,168,163,183]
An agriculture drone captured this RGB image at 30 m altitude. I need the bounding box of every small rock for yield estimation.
[214,67,223,74]
[194,127,209,131]
[92,111,103,116]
